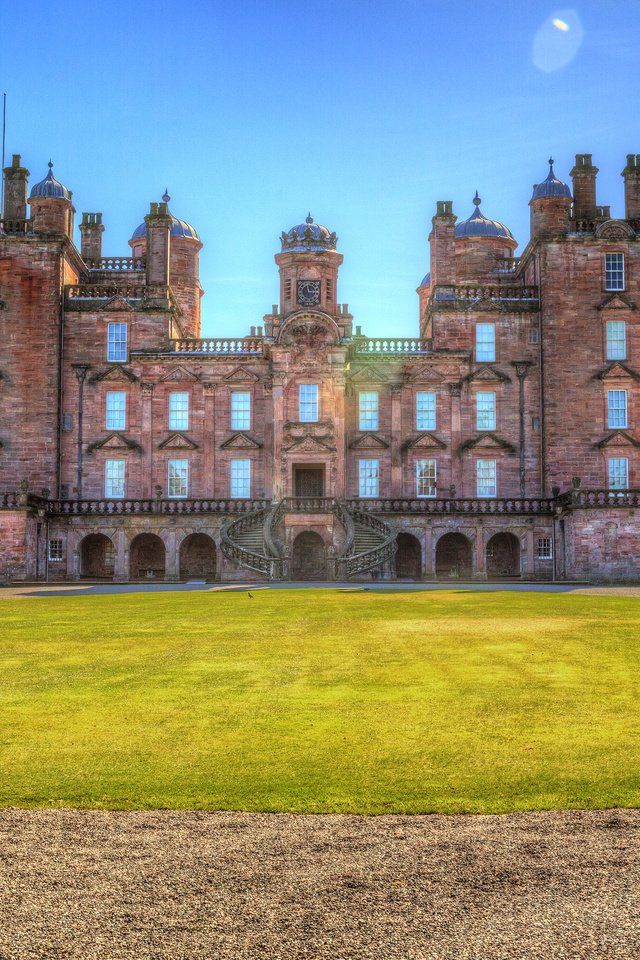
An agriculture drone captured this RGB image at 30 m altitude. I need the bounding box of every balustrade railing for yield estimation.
[556,488,640,508]
[433,284,539,304]
[0,218,32,235]
[344,496,556,515]
[44,497,268,516]
[171,337,265,355]
[351,337,431,355]
[279,497,336,513]
[85,257,146,271]
[66,283,166,301]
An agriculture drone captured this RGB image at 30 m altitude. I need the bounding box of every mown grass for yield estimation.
[0,588,639,813]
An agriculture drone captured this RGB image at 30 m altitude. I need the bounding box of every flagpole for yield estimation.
[1,93,6,216]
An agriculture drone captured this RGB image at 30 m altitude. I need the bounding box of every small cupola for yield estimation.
[455,192,515,241]
[28,161,74,237]
[29,161,71,200]
[531,158,572,201]
[530,158,572,239]
[454,193,517,281]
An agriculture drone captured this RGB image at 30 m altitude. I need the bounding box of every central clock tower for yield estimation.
[274,214,345,324]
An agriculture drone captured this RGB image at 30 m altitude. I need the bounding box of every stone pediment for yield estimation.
[90,364,138,384]
[87,432,142,453]
[349,432,390,450]
[594,431,640,449]
[349,365,389,384]
[101,296,133,312]
[160,366,200,382]
[403,432,447,450]
[283,434,335,453]
[220,432,262,450]
[594,219,635,241]
[463,365,511,384]
[597,293,636,312]
[596,361,640,381]
[404,364,445,383]
[224,366,260,382]
[157,432,198,449]
[459,433,516,453]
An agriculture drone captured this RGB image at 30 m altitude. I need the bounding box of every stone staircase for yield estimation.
[221,498,396,580]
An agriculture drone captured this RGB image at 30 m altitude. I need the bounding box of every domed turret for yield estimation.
[28,161,74,237]
[29,161,71,201]
[130,191,199,243]
[280,214,337,252]
[530,158,572,239]
[455,192,515,240]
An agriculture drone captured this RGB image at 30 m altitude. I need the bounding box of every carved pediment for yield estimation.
[349,364,389,384]
[160,366,200,382]
[404,364,445,383]
[90,364,138,384]
[283,434,335,452]
[594,431,640,449]
[224,366,261,382]
[463,365,511,384]
[87,432,142,453]
[101,296,133,312]
[349,432,390,450]
[597,292,636,312]
[459,433,516,453]
[157,432,199,449]
[594,219,635,241]
[596,361,640,381]
[220,432,262,450]
[403,432,447,450]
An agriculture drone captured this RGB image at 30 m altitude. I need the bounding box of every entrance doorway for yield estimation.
[179,533,217,580]
[294,466,324,497]
[291,531,326,579]
[435,532,472,579]
[395,533,422,579]
[486,532,521,578]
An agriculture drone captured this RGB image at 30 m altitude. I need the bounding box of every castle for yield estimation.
[1,152,639,583]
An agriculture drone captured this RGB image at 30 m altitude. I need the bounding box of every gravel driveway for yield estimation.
[0,808,638,959]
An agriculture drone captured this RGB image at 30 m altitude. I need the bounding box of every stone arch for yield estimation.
[395,532,422,579]
[291,530,326,580]
[179,532,217,581]
[130,533,166,580]
[486,532,521,578]
[435,532,472,580]
[79,533,115,579]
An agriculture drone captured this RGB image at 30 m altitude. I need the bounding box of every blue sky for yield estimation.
[2,0,639,336]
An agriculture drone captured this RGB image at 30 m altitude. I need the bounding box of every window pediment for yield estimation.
[220,432,262,450]
[462,365,511,384]
[160,366,200,382]
[402,432,447,451]
[595,361,640,382]
[349,432,389,450]
[594,431,640,449]
[90,364,138,384]
[459,433,515,453]
[157,432,198,450]
[87,432,142,453]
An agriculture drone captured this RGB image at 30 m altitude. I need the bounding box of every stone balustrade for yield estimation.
[85,257,146,271]
[172,337,265,355]
[0,218,32,235]
[350,337,431,355]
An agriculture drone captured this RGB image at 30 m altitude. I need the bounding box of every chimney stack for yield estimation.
[621,155,640,222]
[570,154,598,221]
[79,212,104,261]
[144,201,171,286]
[429,200,457,286]
[2,154,30,221]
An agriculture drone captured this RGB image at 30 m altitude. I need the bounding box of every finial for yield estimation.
[473,190,481,207]
[162,189,170,203]
[48,159,53,170]
[548,157,554,169]
[306,212,313,224]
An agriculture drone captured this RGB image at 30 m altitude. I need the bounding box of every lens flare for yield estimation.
[552,18,570,31]
[533,10,584,72]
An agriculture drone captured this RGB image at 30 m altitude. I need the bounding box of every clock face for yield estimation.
[297,279,321,306]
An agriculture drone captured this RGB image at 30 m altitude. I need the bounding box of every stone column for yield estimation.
[390,383,403,496]
[271,374,286,500]
[165,528,178,580]
[524,524,535,578]
[141,383,154,497]
[203,383,216,497]
[474,522,487,579]
[332,368,347,499]
[449,382,462,496]
[114,527,128,582]
[422,526,434,579]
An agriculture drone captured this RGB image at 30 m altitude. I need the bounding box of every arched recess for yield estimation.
[80,533,115,579]
[130,533,166,580]
[291,530,326,580]
[486,532,521,578]
[395,533,422,579]
[435,532,472,579]
[179,533,217,581]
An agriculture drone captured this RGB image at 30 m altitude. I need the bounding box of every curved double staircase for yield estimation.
[221,498,395,580]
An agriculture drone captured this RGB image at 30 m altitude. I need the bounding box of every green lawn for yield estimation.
[0,588,639,814]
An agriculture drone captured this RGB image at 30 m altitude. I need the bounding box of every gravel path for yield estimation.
[0,809,638,959]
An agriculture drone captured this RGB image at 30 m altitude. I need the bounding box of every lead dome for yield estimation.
[131,191,200,241]
[531,158,572,200]
[281,214,337,251]
[455,192,515,240]
[29,161,71,200]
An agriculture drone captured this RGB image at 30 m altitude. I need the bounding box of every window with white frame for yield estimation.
[476,459,496,497]
[167,459,188,498]
[107,322,127,362]
[606,320,627,360]
[608,457,629,490]
[537,537,553,560]
[48,539,64,561]
[299,383,319,422]
[416,391,436,431]
[358,459,379,497]
[605,253,625,291]
[607,389,628,428]
[105,391,126,431]
[230,459,251,498]
[476,391,497,430]
[231,391,251,430]
[416,459,436,497]
[358,391,379,430]
[475,323,496,362]
[104,459,125,498]
[168,392,189,431]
